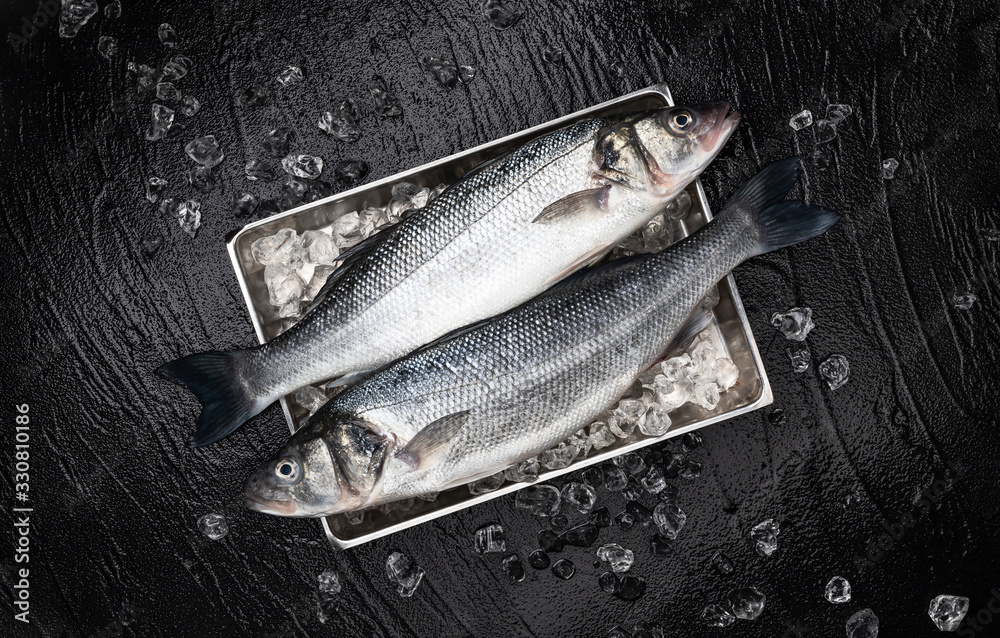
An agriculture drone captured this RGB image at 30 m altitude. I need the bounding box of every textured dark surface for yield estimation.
[2,1,999,637]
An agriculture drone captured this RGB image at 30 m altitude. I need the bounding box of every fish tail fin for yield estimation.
[155,350,263,447]
[726,157,840,256]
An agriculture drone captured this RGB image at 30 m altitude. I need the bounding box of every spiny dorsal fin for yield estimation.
[395,411,471,469]
[532,185,611,224]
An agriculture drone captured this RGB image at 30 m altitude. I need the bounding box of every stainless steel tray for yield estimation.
[226,83,773,549]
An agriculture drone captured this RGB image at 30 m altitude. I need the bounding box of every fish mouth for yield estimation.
[244,492,299,516]
[702,102,741,152]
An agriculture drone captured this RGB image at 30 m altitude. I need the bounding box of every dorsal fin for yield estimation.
[395,411,471,469]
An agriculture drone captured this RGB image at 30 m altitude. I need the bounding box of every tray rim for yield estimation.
[225,83,773,549]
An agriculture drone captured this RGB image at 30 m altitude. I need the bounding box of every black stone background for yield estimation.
[2,0,999,636]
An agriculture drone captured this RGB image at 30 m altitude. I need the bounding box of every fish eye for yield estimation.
[669,110,694,133]
[274,457,300,482]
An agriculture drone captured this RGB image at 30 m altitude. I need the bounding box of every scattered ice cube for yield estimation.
[276,65,304,86]
[282,154,324,179]
[385,552,424,597]
[751,518,780,556]
[819,354,850,390]
[604,466,628,492]
[826,103,854,126]
[159,197,180,217]
[162,55,191,81]
[638,403,671,437]
[238,84,271,108]
[537,529,563,552]
[482,0,523,29]
[264,265,304,306]
[653,503,687,539]
[145,176,167,203]
[615,575,646,601]
[245,159,279,182]
[179,95,201,117]
[187,166,216,193]
[815,119,837,143]
[615,511,634,530]
[561,482,597,514]
[198,513,228,540]
[928,595,969,632]
[846,608,879,638]
[262,127,295,157]
[105,0,121,19]
[502,554,526,582]
[663,190,692,221]
[679,460,702,480]
[145,104,175,141]
[503,457,540,483]
[701,604,736,628]
[771,307,814,341]
[683,431,702,451]
[97,36,118,59]
[458,64,476,83]
[141,234,164,257]
[728,587,766,620]
[334,159,369,184]
[132,63,162,91]
[787,342,811,373]
[825,576,851,603]
[514,484,560,516]
[185,135,224,168]
[541,44,565,65]
[539,442,577,469]
[528,549,550,569]
[420,54,460,87]
[318,100,361,142]
[950,292,977,310]
[551,558,575,579]
[597,543,634,573]
[614,452,646,476]
[882,158,899,179]
[468,472,505,495]
[641,465,667,494]
[788,109,813,130]
[812,146,832,169]
[177,200,201,237]
[475,523,506,554]
[371,81,403,117]
[711,551,734,575]
[59,0,98,38]
[294,386,327,415]
[158,23,177,47]
[317,569,341,595]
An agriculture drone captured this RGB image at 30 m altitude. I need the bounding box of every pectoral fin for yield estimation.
[395,411,471,469]
[532,185,611,225]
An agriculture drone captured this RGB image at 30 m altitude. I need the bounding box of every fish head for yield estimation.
[594,102,740,199]
[244,416,388,517]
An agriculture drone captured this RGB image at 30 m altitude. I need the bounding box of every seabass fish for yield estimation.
[158,103,740,447]
[243,158,839,517]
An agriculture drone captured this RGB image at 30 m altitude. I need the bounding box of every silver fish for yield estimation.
[243,158,839,517]
[158,103,739,447]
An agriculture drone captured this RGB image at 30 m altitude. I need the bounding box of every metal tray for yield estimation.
[226,83,773,549]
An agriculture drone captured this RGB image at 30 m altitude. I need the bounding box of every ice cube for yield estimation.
[692,382,720,410]
[145,104,175,141]
[728,587,766,620]
[615,575,646,601]
[771,307,814,341]
[502,554,526,582]
[385,552,424,597]
[176,200,201,237]
[187,166,215,193]
[261,127,295,157]
[135,63,163,91]
[540,442,578,469]
[282,154,324,180]
[179,95,201,117]
[198,513,228,540]
[458,65,476,83]
[482,0,523,29]
[701,604,736,628]
[317,569,341,595]
[159,197,180,218]
[787,342,811,373]
[603,466,628,492]
[613,452,646,476]
[155,82,180,102]
[928,595,969,632]
[609,398,645,438]
[751,518,780,556]
[950,291,977,310]
[467,472,505,495]
[307,181,336,204]
[711,358,739,391]
[561,482,597,514]
[232,193,259,218]
[527,549,550,569]
[824,576,851,603]
[238,84,271,108]
[97,36,118,59]
[145,176,167,203]
[59,0,98,38]
[303,265,335,302]
[682,431,702,451]
[332,211,362,241]
[882,158,899,179]
[158,23,177,47]
[185,135,225,168]
[392,182,431,211]
[294,386,327,415]
[105,0,121,19]
[300,230,339,265]
[538,530,563,552]
[344,509,364,525]
[251,228,301,265]
[503,457,540,483]
[541,44,565,65]
[826,103,854,126]
[474,523,506,554]
[162,55,192,81]
[812,146,832,169]
[679,460,702,480]
[597,543,634,573]
[371,81,403,117]
[514,484,560,516]
[711,550,734,575]
[815,119,837,143]
[641,465,667,493]
[589,421,616,450]
[652,376,690,411]
[660,354,692,383]
[846,608,879,638]
[615,512,634,530]
[245,159,279,182]
[653,502,687,539]
[419,54,460,87]
[638,403,671,437]
[429,183,448,200]
[318,100,361,142]
[334,159,369,184]
[561,523,598,547]
[818,354,850,390]
[276,65,304,86]
[788,109,813,130]
[663,190,692,221]
[141,234,164,257]
[551,558,575,580]
[264,265,304,306]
